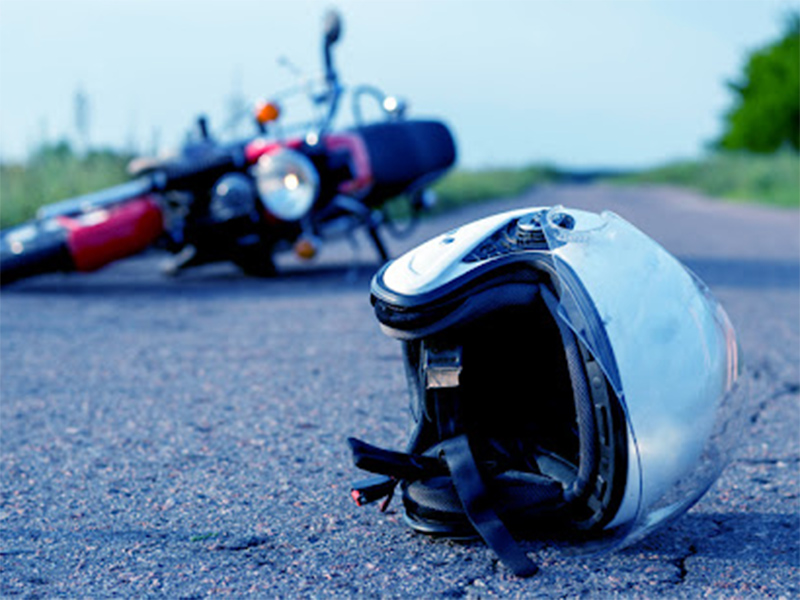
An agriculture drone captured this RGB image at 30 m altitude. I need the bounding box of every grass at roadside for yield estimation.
[607,151,799,208]
[0,143,133,229]
[430,164,564,213]
[396,152,798,219]
[379,164,564,223]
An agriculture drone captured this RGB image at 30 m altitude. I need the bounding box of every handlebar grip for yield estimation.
[160,149,243,189]
[0,225,74,285]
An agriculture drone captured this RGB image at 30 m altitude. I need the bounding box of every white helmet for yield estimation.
[349,206,744,577]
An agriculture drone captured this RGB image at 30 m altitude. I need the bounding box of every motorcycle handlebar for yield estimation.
[0,226,73,285]
[36,145,245,221]
[158,148,245,189]
[319,11,343,137]
[37,178,155,220]
[323,10,342,84]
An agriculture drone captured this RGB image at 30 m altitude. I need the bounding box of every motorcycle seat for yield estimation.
[352,120,456,199]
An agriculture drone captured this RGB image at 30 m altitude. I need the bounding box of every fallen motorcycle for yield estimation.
[0,11,456,285]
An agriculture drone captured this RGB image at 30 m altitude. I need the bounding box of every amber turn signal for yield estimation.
[294,237,318,260]
[255,101,280,124]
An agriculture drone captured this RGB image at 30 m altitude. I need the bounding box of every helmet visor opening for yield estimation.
[455,298,580,476]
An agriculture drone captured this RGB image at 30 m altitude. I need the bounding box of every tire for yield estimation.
[232,240,278,278]
[0,222,74,285]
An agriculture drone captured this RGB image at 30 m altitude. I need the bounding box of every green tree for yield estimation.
[718,13,800,153]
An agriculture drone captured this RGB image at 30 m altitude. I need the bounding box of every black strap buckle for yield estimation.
[350,475,397,511]
[348,437,446,480]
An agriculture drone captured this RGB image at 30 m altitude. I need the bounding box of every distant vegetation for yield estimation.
[429,152,798,210]
[430,165,564,214]
[0,141,133,228]
[717,13,799,153]
[607,11,795,209]
[0,142,797,230]
[607,151,799,208]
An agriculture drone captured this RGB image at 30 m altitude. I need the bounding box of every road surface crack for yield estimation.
[672,544,697,583]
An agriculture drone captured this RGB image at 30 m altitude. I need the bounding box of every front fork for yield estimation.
[303,195,390,262]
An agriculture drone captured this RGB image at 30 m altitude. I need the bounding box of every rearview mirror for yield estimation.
[324,10,342,47]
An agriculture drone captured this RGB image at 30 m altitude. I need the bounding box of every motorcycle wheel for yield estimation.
[232,242,277,278]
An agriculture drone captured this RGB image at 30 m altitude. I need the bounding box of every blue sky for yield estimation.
[0,0,794,168]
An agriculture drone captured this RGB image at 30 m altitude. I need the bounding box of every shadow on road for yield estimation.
[626,511,799,567]
[0,262,381,300]
[679,257,799,290]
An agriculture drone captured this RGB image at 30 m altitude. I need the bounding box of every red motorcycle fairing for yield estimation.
[244,138,301,163]
[57,197,164,272]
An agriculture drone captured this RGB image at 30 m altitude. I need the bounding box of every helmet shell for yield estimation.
[372,206,744,549]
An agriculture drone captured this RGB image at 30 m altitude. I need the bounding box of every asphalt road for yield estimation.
[1,184,798,598]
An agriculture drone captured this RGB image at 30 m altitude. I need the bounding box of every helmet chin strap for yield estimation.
[439,434,539,577]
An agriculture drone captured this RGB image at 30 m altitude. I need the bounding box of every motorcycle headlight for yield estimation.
[252,148,319,221]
